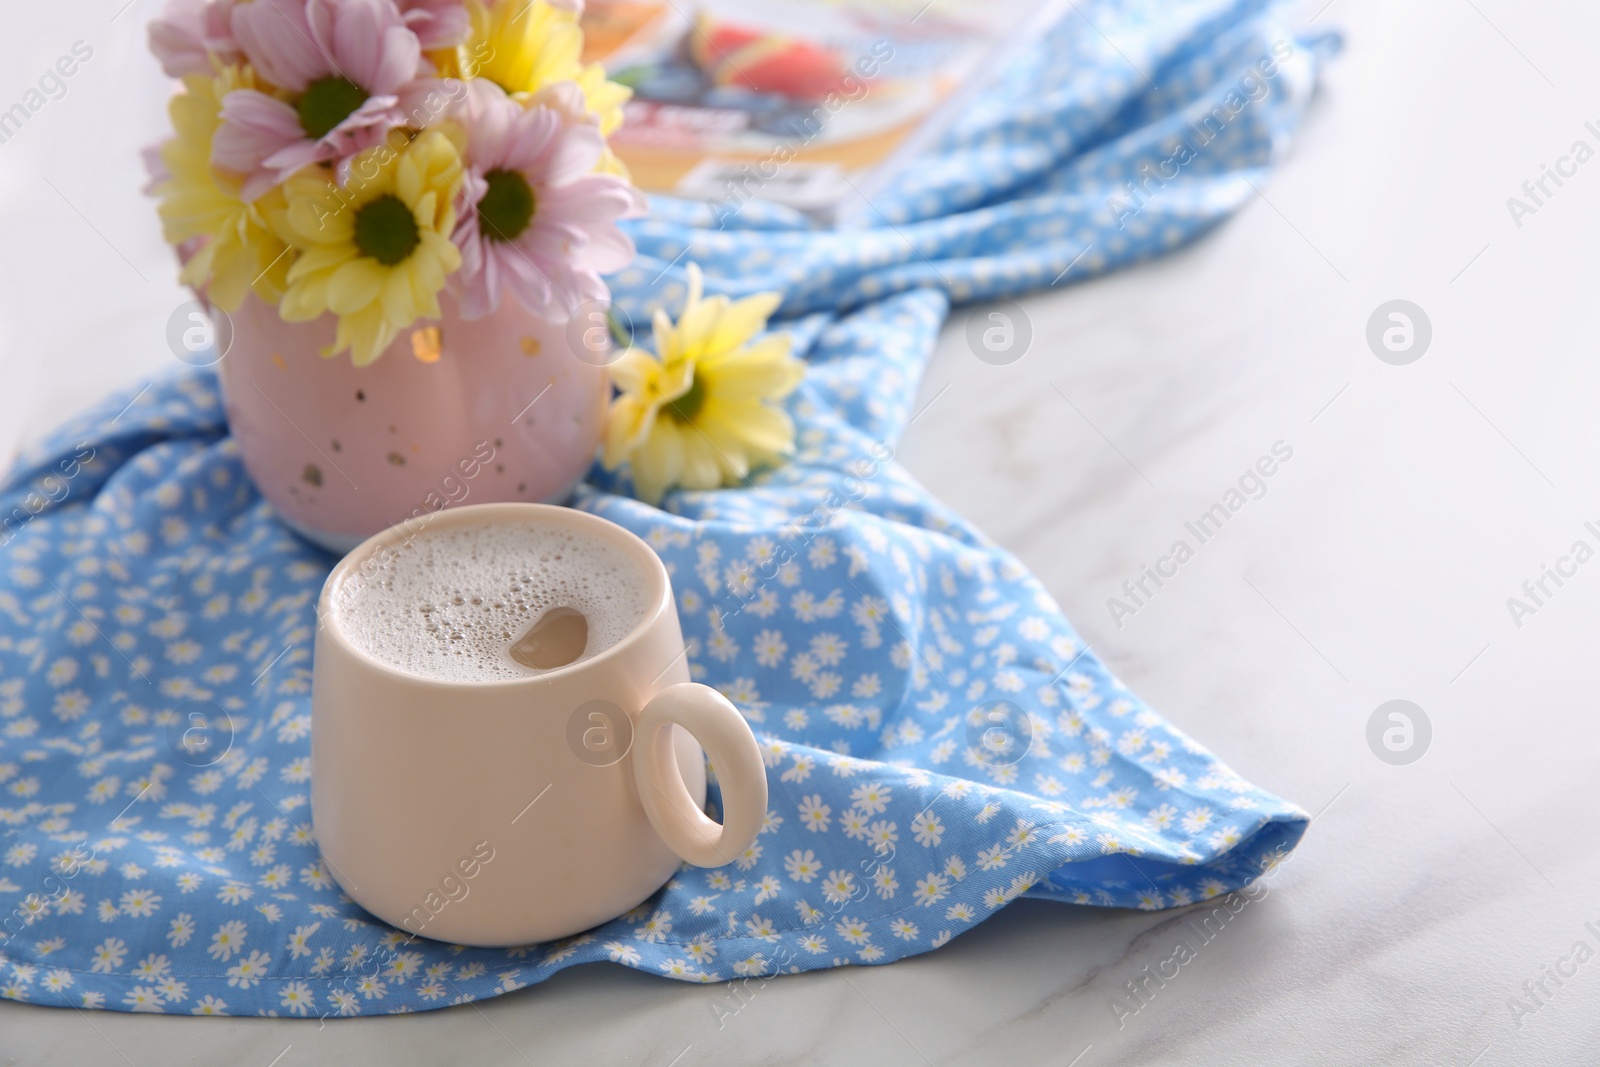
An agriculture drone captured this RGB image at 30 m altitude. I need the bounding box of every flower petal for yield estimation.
[677,426,724,491]
[539,120,604,185]
[231,0,325,92]
[608,347,660,397]
[707,291,782,356]
[602,394,655,469]
[324,257,386,315]
[710,398,795,455]
[630,418,685,506]
[700,342,803,400]
[211,90,303,182]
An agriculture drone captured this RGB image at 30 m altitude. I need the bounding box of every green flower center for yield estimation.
[666,373,706,423]
[298,76,369,139]
[352,194,420,266]
[477,169,537,242]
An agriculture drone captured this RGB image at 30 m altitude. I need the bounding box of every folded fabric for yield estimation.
[0,0,1334,1016]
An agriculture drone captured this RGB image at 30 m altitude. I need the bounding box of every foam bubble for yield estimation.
[333,519,650,683]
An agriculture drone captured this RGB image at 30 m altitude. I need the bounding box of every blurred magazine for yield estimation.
[580,0,1066,225]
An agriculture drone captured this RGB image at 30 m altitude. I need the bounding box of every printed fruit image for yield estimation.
[689,14,852,100]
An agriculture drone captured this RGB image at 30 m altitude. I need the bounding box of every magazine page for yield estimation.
[581,0,1045,220]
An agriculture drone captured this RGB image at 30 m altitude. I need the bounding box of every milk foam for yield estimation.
[333,520,649,683]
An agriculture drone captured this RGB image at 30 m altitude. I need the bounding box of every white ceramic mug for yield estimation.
[310,503,768,946]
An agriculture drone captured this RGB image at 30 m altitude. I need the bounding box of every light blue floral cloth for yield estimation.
[0,0,1333,1015]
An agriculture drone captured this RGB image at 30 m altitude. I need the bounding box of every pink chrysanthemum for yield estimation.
[148,0,242,78]
[396,0,472,49]
[212,0,427,201]
[449,81,641,320]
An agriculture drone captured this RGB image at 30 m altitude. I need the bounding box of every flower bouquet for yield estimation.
[146,0,644,550]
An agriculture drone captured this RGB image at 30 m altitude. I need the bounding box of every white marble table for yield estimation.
[6,0,1600,1062]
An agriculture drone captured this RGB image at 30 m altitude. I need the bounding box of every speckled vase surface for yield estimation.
[215,293,607,553]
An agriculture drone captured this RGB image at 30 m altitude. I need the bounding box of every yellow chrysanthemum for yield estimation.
[572,63,632,177]
[442,0,630,139]
[154,66,292,311]
[603,264,804,505]
[572,61,631,140]
[274,129,463,366]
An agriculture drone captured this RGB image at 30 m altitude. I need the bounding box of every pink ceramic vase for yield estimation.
[215,293,608,553]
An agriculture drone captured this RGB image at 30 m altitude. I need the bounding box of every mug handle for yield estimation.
[631,682,767,868]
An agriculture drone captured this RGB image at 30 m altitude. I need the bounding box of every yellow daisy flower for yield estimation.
[444,0,630,137]
[154,66,292,311]
[603,264,804,505]
[571,61,632,140]
[274,129,464,366]
[571,64,633,177]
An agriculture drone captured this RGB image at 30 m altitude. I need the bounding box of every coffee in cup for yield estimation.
[311,503,767,946]
[331,520,647,681]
